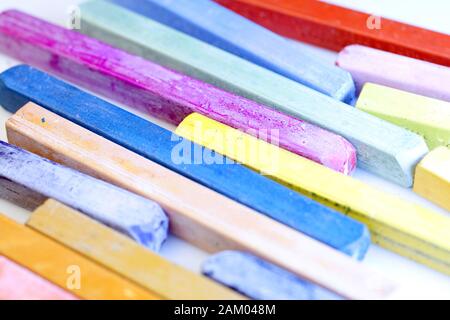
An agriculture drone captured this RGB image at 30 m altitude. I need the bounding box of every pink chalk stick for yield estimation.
[0,256,77,300]
[337,45,450,102]
[0,10,356,174]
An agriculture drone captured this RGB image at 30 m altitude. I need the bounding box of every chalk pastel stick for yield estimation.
[202,251,342,300]
[0,140,168,251]
[75,1,429,186]
[0,214,158,300]
[176,114,450,275]
[356,84,450,150]
[108,0,355,103]
[3,107,382,299]
[1,67,371,261]
[27,199,244,300]
[337,45,450,101]
[414,147,450,212]
[216,0,450,67]
[0,10,355,175]
[0,256,77,300]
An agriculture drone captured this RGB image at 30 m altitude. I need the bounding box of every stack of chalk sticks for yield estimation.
[0,0,448,300]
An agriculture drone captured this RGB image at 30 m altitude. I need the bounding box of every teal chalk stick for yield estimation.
[78,0,429,187]
[108,0,356,103]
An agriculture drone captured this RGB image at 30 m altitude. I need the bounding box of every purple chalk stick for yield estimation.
[337,45,450,102]
[0,10,356,174]
[0,140,168,251]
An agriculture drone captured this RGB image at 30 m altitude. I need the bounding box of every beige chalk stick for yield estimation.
[6,102,398,300]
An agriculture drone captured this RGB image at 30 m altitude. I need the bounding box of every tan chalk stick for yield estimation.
[6,102,398,300]
[27,199,244,300]
[414,147,450,212]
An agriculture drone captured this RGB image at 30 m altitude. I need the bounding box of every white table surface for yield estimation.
[0,0,448,299]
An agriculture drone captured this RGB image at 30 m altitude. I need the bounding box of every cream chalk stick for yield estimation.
[5,103,394,299]
[414,147,450,212]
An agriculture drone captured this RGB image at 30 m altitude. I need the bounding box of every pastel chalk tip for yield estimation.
[202,251,342,300]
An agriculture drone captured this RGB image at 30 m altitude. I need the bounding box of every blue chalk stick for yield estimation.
[0,140,168,251]
[202,251,342,300]
[108,0,355,103]
[0,65,370,259]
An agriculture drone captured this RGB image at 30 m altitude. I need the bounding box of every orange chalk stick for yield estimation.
[0,256,77,300]
[0,214,158,300]
[216,0,450,66]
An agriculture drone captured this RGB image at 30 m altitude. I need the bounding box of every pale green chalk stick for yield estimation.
[357,83,450,150]
[79,0,429,187]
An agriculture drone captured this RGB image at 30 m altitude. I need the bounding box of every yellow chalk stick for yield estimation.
[6,102,399,300]
[414,147,450,212]
[175,113,450,275]
[357,83,450,150]
[28,199,245,300]
[0,213,158,300]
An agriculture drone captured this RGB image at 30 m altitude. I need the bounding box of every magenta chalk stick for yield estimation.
[337,45,450,102]
[0,9,356,174]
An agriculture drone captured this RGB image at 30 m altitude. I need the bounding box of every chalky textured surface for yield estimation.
[76,1,428,186]
[357,83,450,150]
[109,0,356,103]
[338,45,450,101]
[202,251,342,300]
[177,113,450,275]
[216,0,450,67]
[0,66,370,261]
[0,141,168,251]
[0,256,77,300]
[0,9,355,174]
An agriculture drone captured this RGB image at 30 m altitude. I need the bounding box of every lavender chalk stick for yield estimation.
[0,141,168,251]
[109,0,355,103]
[0,9,356,174]
[337,45,450,102]
[202,251,342,300]
[0,65,371,260]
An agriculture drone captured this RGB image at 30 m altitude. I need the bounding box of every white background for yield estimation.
[0,0,448,299]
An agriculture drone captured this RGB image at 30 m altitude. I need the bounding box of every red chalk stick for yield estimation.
[0,256,77,300]
[216,0,450,66]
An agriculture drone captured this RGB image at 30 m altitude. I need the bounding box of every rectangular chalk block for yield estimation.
[27,199,244,300]
[0,67,371,260]
[0,70,394,300]
[0,256,77,300]
[0,140,168,251]
[74,1,429,186]
[337,45,450,101]
[0,9,356,175]
[356,83,450,150]
[216,0,450,67]
[7,102,367,260]
[176,113,450,275]
[414,147,450,212]
[0,213,159,300]
[108,0,356,103]
[202,251,342,300]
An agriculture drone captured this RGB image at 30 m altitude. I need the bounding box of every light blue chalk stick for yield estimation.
[202,251,342,300]
[0,65,371,260]
[0,140,168,251]
[108,0,355,103]
[78,0,429,187]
